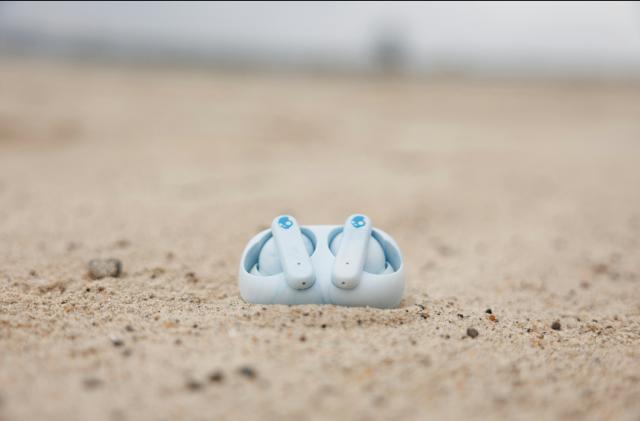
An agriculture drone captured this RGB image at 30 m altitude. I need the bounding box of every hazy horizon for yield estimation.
[1,1,640,77]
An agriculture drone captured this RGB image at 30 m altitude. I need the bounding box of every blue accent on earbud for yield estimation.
[351,215,366,228]
[278,216,294,229]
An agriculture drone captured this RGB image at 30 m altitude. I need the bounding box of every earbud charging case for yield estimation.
[238,225,405,308]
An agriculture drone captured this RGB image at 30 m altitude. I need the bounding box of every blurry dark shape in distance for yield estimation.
[371,23,408,76]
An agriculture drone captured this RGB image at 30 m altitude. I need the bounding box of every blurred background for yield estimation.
[2,1,640,77]
[1,2,640,421]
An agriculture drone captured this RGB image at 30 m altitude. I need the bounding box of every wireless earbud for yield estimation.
[251,215,315,289]
[330,214,389,289]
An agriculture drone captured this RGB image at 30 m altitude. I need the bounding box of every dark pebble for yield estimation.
[208,370,224,383]
[467,327,479,338]
[125,325,134,332]
[185,379,204,391]
[299,335,306,342]
[321,324,327,329]
[551,321,561,331]
[237,366,257,379]
[88,258,122,280]
[83,377,103,390]
[485,309,492,314]
[457,313,464,319]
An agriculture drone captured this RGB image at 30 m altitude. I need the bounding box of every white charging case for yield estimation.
[238,225,405,308]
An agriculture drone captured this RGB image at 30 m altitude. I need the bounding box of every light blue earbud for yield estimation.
[330,214,389,289]
[252,215,315,290]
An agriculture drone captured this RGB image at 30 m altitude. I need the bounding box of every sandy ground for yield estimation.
[0,58,639,421]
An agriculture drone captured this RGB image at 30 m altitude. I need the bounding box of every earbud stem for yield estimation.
[332,214,372,289]
[271,215,315,289]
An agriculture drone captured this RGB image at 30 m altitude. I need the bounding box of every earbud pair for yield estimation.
[251,214,392,290]
[240,214,405,307]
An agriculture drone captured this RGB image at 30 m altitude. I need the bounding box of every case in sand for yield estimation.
[238,225,405,308]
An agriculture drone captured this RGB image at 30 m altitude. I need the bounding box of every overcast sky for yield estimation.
[2,1,640,75]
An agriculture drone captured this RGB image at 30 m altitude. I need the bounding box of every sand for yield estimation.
[0,58,639,421]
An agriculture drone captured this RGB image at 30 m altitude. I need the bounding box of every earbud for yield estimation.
[330,214,390,289]
[251,215,315,290]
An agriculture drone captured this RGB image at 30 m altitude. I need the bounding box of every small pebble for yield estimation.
[110,335,124,347]
[88,258,122,280]
[299,335,306,342]
[551,321,561,331]
[237,366,257,379]
[208,370,224,383]
[125,325,134,332]
[485,309,493,314]
[185,272,199,283]
[83,377,103,390]
[467,327,479,338]
[321,324,327,329]
[185,379,204,391]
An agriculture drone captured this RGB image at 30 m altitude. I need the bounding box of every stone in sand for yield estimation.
[238,366,257,379]
[88,258,122,280]
[467,327,479,338]
[208,370,224,383]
